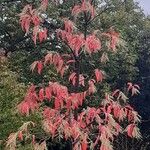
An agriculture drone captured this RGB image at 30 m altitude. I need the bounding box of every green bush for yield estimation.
[0,59,42,149]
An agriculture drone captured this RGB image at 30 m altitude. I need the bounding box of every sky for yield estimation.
[136,0,150,15]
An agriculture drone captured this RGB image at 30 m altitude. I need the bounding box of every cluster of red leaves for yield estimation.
[19,60,106,115]
[72,0,95,19]
[68,69,104,92]
[85,35,101,54]
[30,52,68,76]
[19,0,69,45]
[33,27,47,44]
[19,5,40,33]
[57,30,101,56]
[19,1,48,44]
[17,84,38,116]
[18,78,97,114]
[57,27,85,56]
[57,20,119,56]
[17,78,141,150]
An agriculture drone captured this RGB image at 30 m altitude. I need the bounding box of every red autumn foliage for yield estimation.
[18,131,23,141]
[6,0,142,150]
[85,35,101,54]
[72,0,95,19]
[39,28,48,43]
[94,69,104,82]
[19,1,48,44]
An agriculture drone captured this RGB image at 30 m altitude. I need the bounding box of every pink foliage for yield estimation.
[85,35,101,54]
[8,0,142,150]
[18,85,38,116]
[94,69,104,82]
[72,0,95,18]
[18,131,23,141]
[19,2,48,44]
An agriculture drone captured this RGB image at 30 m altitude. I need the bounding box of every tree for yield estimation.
[6,0,141,150]
[135,26,150,138]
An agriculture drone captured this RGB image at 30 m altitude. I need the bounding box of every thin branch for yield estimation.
[63,41,78,61]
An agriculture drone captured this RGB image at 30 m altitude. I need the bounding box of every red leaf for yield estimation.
[68,34,85,56]
[107,105,112,114]
[37,61,43,74]
[17,101,30,116]
[102,29,119,51]
[94,69,103,82]
[56,59,64,73]
[72,1,96,18]
[134,84,140,89]
[69,72,76,86]
[45,87,52,100]
[18,131,23,141]
[53,54,59,66]
[85,35,101,54]
[41,0,48,10]
[110,31,119,51]
[60,66,66,77]
[39,88,44,101]
[79,74,85,86]
[54,98,60,110]
[64,19,74,33]
[22,16,31,33]
[126,124,135,138]
[32,15,40,26]
[39,30,46,43]
[81,141,87,150]
[127,82,140,96]
[72,5,82,16]
[112,89,120,97]
[19,5,32,33]
[113,104,121,119]
[44,53,53,65]
[32,26,39,45]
